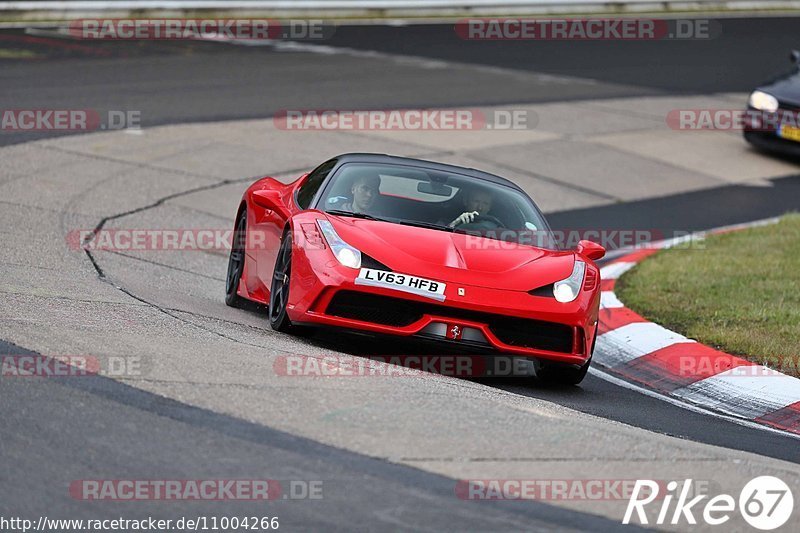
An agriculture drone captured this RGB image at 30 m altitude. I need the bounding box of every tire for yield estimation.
[225,207,247,307]
[536,356,592,386]
[535,326,596,386]
[269,229,295,333]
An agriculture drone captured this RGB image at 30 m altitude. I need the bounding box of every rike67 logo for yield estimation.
[624,476,794,530]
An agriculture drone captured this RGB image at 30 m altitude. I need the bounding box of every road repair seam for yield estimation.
[593,217,800,436]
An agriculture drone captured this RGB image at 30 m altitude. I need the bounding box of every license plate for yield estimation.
[355,268,446,301]
[779,124,800,143]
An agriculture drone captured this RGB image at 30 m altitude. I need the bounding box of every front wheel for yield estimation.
[225,208,247,307]
[269,229,295,333]
[536,356,591,386]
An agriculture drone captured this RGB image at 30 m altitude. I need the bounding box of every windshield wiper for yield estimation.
[326,211,454,233]
[395,220,454,232]
[325,209,388,222]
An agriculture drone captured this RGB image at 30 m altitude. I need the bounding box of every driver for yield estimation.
[449,187,494,227]
[340,173,381,214]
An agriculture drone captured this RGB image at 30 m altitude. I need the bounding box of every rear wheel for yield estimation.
[225,208,247,307]
[269,229,295,332]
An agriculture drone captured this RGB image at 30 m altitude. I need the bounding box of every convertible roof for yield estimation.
[332,153,523,192]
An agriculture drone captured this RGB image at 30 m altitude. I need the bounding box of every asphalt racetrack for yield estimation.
[1,16,800,530]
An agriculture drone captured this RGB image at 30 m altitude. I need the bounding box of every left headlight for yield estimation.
[748,90,779,113]
[317,219,362,269]
[553,260,586,303]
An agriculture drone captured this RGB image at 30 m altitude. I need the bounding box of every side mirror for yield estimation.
[252,189,281,209]
[791,50,800,65]
[576,239,605,261]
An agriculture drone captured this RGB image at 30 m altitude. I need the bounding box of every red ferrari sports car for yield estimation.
[225,154,605,384]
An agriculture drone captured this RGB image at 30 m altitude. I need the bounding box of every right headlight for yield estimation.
[317,219,362,269]
[748,90,779,113]
[553,260,586,303]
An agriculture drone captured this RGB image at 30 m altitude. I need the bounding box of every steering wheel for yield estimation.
[456,214,504,231]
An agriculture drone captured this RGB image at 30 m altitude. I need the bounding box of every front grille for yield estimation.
[326,291,574,353]
[325,291,420,327]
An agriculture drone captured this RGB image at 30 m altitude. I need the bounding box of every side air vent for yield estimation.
[361,254,391,271]
[583,268,598,291]
[528,284,554,298]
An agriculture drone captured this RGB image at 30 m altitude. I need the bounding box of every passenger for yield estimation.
[341,173,381,214]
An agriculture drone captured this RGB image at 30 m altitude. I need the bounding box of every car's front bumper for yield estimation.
[286,247,598,366]
[743,105,800,157]
[744,130,800,157]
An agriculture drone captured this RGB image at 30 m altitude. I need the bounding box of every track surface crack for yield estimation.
[79,165,310,347]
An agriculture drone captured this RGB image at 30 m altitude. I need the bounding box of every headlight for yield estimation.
[317,219,361,269]
[553,260,586,303]
[748,90,779,113]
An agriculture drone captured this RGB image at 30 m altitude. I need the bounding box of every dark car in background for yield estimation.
[744,50,800,157]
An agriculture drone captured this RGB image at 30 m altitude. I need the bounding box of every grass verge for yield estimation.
[616,213,800,376]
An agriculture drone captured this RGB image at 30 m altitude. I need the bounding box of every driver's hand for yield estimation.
[449,211,479,227]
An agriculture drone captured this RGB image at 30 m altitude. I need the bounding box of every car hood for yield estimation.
[327,216,575,292]
[758,68,800,107]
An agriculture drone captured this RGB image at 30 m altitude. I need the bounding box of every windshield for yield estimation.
[317,162,557,249]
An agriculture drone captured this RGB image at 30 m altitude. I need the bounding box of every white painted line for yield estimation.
[255,39,600,87]
[599,261,636,280]
[588,366,800,441]
[592,215,800,436]
[599,291,623,309]
[0,0,597,8]
[672,368,800,419]
[706,216,782,236]
[595,322,694,367]
[5,0,800,10]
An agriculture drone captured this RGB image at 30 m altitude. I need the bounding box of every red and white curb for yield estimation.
[592,218,800,436]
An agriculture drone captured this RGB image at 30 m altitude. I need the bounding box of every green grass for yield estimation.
[616,213,800,376]
[0,49,41,59]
